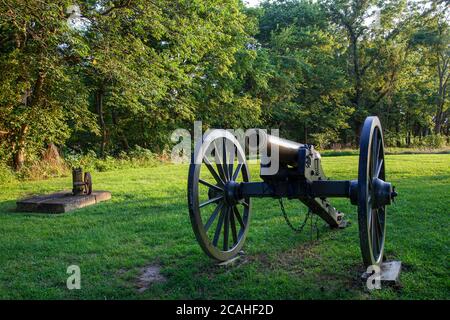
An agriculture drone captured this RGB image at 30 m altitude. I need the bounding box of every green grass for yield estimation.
[0,154,449,300]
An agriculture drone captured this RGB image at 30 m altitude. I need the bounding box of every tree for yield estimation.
[76,0,260,154]
[255,0,353,143]
[0,0,96,170]
[320,0,447,139]
[411,11,449,134]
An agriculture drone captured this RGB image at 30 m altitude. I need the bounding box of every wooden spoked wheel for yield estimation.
[188,130,251,261]
[358,116,387,267]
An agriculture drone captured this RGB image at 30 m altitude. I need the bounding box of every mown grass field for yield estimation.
[0,154,449,300]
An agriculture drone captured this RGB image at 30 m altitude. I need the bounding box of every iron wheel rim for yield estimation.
[188,130,251,261]
[358,116,387,267]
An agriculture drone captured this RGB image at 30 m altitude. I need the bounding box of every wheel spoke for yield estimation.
[375,217,381,254]
[204,202,223,232]
[228,143,235,182]
[212,207,225,247]
[203,157,225,186]
[241,201,249,208]
[229,206,238,244]
[376,208,384,237]
[372,210,379,255]
[222,138,230,181]
[376,132,382,163]
[199,195,223,208]
[232,163,242,181]
[199,179,223,192]
[376,208,385,256]
[214,141,228,182]
[371,133,378,178]
[233,206,245,229]
[223,207,230,251]
[375,159,383,178]
[369,213,375,251]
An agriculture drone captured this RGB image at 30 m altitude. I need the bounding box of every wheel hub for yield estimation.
[372,178,394,207]
[224,181,241,205]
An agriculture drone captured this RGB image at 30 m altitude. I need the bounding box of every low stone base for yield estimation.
[16,191,111,214]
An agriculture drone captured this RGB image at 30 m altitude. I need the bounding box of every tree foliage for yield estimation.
[0,0,448,171]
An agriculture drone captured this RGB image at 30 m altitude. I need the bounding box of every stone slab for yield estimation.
[16,190,111,214]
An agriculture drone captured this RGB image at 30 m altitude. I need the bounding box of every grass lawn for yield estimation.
[0,154,449,299]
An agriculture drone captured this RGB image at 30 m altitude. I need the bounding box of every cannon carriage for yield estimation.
[188,116,397,267]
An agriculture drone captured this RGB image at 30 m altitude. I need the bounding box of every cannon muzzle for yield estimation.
[251,130,304,167]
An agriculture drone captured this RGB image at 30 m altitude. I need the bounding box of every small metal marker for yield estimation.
[362,260,402,287]
[379,261,402,284]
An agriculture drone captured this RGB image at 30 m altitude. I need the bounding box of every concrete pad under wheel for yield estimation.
[16,190,111,214]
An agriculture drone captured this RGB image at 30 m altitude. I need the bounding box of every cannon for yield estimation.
[187,116,397,267]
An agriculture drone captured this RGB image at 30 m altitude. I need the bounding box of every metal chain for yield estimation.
[279,198,321,240]
[278,198,312,234]
[314,212,320,240]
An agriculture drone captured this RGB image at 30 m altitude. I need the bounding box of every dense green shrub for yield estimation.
[64,146,159,174]
[0,162,16,184]
[0,146,161,182]
[384,131,405,148]
[419,134,447,149]
[384,132,448,149]
[310,131,339,150]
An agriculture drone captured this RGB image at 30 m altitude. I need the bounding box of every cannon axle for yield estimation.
[237,179,395,205]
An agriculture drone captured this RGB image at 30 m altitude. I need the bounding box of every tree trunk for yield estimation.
[13,124,28,171]
[434,88,445,134]
[434,68,444,134]
[351,34,362,112]
[396,122,401,147]
[349,32,364,142]
[434,112,442,134]
[111,109,129,151]
[434,53,449,134]
[96,88,107,158]
[13,71,46,171]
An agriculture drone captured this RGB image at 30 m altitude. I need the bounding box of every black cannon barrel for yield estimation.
[253,130,304,166]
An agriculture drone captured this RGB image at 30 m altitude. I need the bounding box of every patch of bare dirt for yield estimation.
[247,241,321,271]
[137,264,166,293]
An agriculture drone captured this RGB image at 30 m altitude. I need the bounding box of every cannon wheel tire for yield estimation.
[188,130,251,262]
[358,116,387,267]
